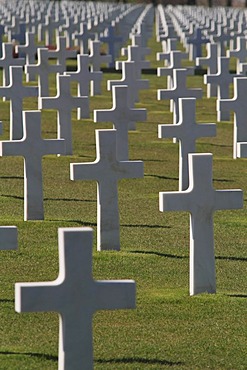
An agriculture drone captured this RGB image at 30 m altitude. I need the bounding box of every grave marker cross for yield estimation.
[0,66,38,140]
[94,85,146,160]
[158,98,216,190]
[70,130,143,251]
[0,111,65,220]
[39,74,88,155]
[15,227,136,370]
[159,153,243,295]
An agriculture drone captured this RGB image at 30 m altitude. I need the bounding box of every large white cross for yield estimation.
[158,68,202,124]
[94,85,146,160]
[218,77,247,158]
[70,129,143,251]
[159,98,216,190]
[0,111,65,220]
[0,66,38,140]
[25,48,63,96]
[39,74,88,155]
[159,153,243,295]
[15,227,136,370]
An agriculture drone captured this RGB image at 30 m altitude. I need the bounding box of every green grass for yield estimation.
[0,31,246,369]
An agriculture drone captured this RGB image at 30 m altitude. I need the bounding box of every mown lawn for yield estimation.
[0,29,246,369]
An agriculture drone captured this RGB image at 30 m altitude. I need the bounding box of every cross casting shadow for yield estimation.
[0,351,57,362]
[130,250,187,259]
[96,357,183,366]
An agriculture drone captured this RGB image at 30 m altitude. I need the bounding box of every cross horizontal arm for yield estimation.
[214,189,243,210]
[95,280,136,310]
[159,191,192,212]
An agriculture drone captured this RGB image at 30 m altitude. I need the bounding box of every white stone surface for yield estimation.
[204,57,238,122]
[0,66,38,140]
[94,85,146,160]
[158,68,202,124]
[158,98,216,190]
[218,77,247,158]
[15,227,136,370]
[159,153,243,295]
[70,129,143,251]
[39,74,88,155]
[0,111,65,220]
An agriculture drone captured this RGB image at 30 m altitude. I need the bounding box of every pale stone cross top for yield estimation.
[39,74,88,155]
[227,36,247,74]
[159,98,216,191]
[0,43,25,87]
[65,54,102,105]
[94,85,147,160]
[70,130,143,251]
[0,111,65,221]
[25,48,64,96]
[16,32,38,65]
[100,24,123,68]
[187,28,210,60]
[73,22,95,54]
[116,45,150,81]
[204,57,238,122]
[159,153,243,296]
[88,38,112,71]
[15,227,136,370]
[196,43,219,97]
[48,36,77,71]
[217,77,247,159]
[158,68,203,124]
[0,66,38,140]
[88,38,112,94]
[108,61,148,106]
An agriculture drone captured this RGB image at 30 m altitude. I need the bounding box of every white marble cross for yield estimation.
[65,54,102,106]
[16,32,38,65]
[217,77,247,158]
[158,68,203,124]
[25,48,63,96]
[0,43,25,87]
[48,36,77,71]
[39,74,88,155]
[0,111,65,220]
[100,24,123,68]
[15,227,136,370]
[196,43,219,97]
[116,45,150,81]
[0,66,38,140]
[88,38,112,94]
[159,98,216,190]
[187,28,210,60]
[70,130,143,251]
[108,61,148,107]
[204,57,238,122]
[159,153,243,295]
[73,22,95,54]
[94,85,146,160]
[227,36,247,74]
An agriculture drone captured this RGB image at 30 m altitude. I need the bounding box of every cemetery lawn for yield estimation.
[0,36,246,370]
